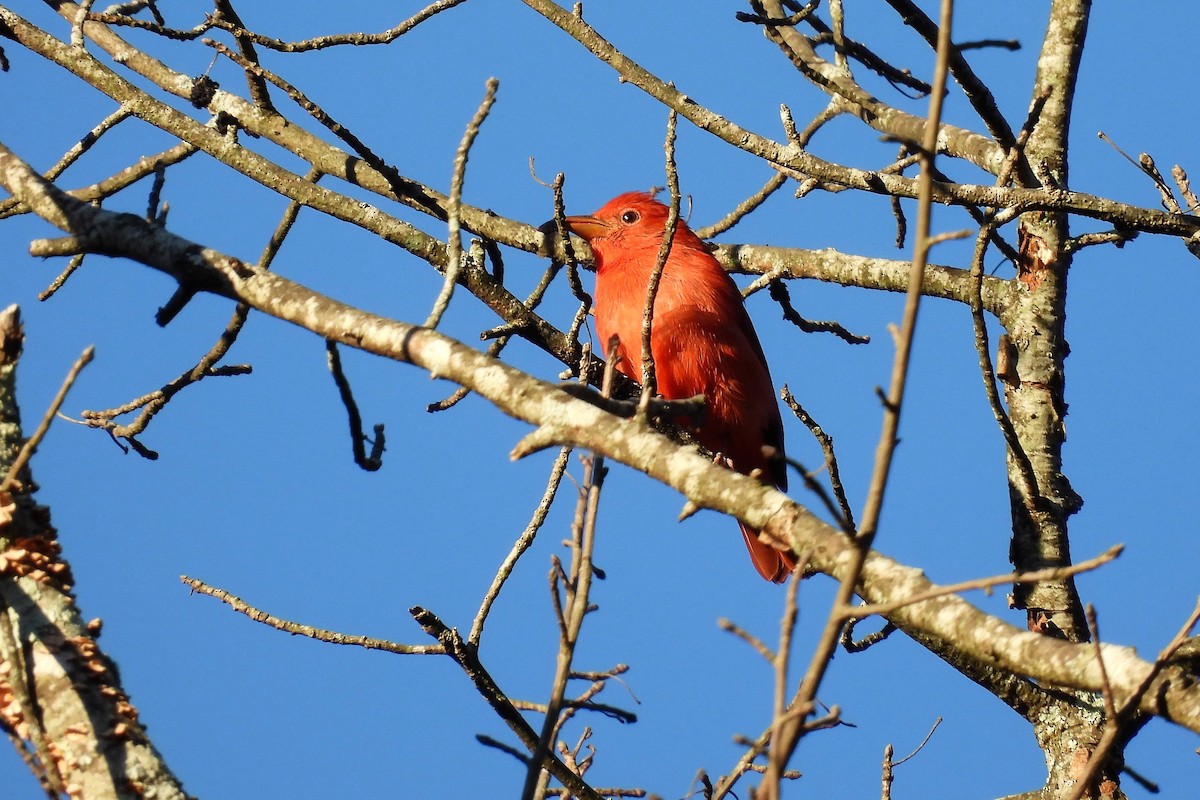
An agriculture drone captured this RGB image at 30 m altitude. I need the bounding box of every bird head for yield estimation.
[539,192,703,269]
[562,191,670,246]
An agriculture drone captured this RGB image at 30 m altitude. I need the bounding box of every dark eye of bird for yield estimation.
[620,210,640,224]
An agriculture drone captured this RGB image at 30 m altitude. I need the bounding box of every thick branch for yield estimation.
[0,311,187,799]
[4,143,1199,737]
[24,3,1198,257]
[756,0,1008,175]
[712,242,1014,316]
[519,0,1200,245]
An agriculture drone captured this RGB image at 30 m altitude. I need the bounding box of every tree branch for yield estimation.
[4,134,1200,740]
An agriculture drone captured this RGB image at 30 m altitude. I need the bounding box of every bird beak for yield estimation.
[536,215,609,260]
[560,215,611,242]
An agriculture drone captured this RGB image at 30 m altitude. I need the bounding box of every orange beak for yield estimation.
[561,215,611,242]
[536,215,610,262]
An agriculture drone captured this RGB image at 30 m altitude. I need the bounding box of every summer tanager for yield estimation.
[562,192,796,582]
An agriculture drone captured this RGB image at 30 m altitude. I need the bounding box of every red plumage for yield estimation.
[564,192,795,582]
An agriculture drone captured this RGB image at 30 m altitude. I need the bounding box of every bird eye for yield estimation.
[620,210,640,224]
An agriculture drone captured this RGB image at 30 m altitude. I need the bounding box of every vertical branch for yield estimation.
[761,2,957,795]
[856,6,954,546]
[636,108,679,416]
[324,341,385,471]
[521,347,619,800]
[0,309,188,798]
[469,445,573,646]
[1003,0,1092,642]
[426,77,499,329]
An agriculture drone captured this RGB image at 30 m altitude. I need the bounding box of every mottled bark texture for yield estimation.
[2,2,1198,797]
[996,2,1129,797]
[0,308,188,799]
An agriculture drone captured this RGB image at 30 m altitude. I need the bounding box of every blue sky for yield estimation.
[3,2,1199,797]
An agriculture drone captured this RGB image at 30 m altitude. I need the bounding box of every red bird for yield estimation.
[562,192,795,582]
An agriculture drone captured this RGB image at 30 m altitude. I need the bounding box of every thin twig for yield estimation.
[1,345,94,494]
[767,279,869,344]
[1086,606,1117,721]
[891,716,943,766]
[427,78,499,328]
[736,0,819,28]
[477,734,530,765]
[0,717,57,799]
[325,341,385,471]
[1063,228,1137,253]
[203,38,439,213]
[213,0,275,110]
[717,617,776,663]
[1065,598,1200,800]
[967,220,1040,506]
[410,608,604,800]
[45,104,133,181]
[1173,165,1199,213]
[763,4,957,791]
[694,172,788,238]
[182,576,445,655]
[1,141,199,223]
[769,565,804,789]
[809,21,935,96]
[883,716,943,798]
[841,617,897,652]
[544,788,646,798]
[1097,132,1182,213]
[636,108,680,416]
[75,166,317,456]
[523,350,619,800]
[37,255,86,301]
[780,386,854,531]
[795,100,844,149]
[86,9,213,39]
[881,0,1021,163]
[432,254,570,412]
[469,445,573,645]
[843,544,1121,620]
[205,0,469,52]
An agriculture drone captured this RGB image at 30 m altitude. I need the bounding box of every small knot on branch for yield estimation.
[189,74,219,107]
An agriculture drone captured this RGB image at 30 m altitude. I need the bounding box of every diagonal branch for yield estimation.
[4,136,1200,737]
[881,0,1025,170]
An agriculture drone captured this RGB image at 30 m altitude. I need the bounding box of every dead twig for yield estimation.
[1065,598,1200,800]
[636,108,680,416]
[427,78,500,329]
[843,544,1122,620]
[182,576,444,654]
[325,341,385,471]
[1,337,93,494]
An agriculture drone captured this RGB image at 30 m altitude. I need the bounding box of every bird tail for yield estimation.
[739,521,797,583]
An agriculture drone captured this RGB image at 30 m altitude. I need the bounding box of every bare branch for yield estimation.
[4,135,1200,737]
[182,576,444,654]
[411,607,604,800]
[427,78,500,329]
[766,5,957,787]
[636,110,680,415]
[0,338,93,494]
[469,446,572,644]
[204,0,470,52]
[844,544,1122,620]
[325,341,385,471]
[766,279,869,344]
